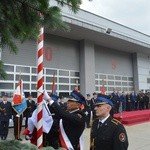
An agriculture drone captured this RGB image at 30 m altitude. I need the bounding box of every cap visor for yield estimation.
[95,102,108,106]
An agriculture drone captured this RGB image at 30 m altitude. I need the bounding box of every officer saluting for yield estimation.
[91,94,128,150]
[0,93,12,140]
[46,90,86,150]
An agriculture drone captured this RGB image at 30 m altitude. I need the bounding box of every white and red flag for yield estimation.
[13,79,23,105]
[12,79,27,115]
[101,80,106,95]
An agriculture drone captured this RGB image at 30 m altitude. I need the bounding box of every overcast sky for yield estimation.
[80,0,150,35]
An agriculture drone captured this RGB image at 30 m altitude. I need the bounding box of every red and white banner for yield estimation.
[12,79,23,105]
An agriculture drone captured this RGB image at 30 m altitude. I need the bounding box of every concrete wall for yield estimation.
[137,53,150,90]
[95,45,133,76]
[2,34,79,71]
[79,40,95,96]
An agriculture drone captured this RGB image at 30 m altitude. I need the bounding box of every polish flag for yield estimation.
[101,84,106,95]
[12,80,23,105]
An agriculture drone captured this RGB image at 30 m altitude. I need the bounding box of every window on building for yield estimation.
[4,65,14,72]
[0,83,13,89]
[59,70,69,76]
[59,78,69,83]
[16,66,30,73]
[100,74,106,79]
[70,71,79,77]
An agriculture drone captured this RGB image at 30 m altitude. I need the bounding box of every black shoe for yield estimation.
[17,138,23,141]
[1,136,6,140]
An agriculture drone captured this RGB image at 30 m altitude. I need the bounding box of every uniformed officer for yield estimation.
[58,96,67,110]
[83,94,91,128]
[0,93,12,140]
[91,92,97,120]
[23,94,36,128]
[91,94,128,150]
[46,90,86,150]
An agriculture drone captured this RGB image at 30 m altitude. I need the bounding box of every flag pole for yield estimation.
[37,26,44,149]
[52,73,55,95]
[17,72,21,140]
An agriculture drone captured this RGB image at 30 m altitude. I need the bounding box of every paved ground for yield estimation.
[2,122,150,150]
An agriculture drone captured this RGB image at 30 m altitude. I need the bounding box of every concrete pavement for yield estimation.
[2,122,150,150]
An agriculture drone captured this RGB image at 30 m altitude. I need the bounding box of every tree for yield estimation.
[0,0,83,78]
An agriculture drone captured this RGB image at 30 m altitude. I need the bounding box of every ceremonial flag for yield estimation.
[75,79,79,92]
[12,79,27,115]
[52,74,57,95]
[23,91,53,146]
[13,80,23,105]
[101,80,106,95]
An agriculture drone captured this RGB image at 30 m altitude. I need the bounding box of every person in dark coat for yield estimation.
[144,91,150,109]
[58,96,67,110]
[83,94,91,128]
[0,93,12,140]
[91,92,97,120]
[126,92,132,111]
[138,90,145,110]
[23,94,36,128]
[111,91,120,113]
[91,94,128,150]
[45,90,86,150]
[43,94,60,149]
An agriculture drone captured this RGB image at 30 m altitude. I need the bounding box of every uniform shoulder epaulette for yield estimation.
[111,118,121,125]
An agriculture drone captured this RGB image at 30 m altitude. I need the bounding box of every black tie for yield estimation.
[97,121,102,129]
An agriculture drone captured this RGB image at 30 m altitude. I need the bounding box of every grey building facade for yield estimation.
[1,3,150,97]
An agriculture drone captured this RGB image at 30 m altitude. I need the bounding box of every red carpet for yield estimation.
[114,110,150,126]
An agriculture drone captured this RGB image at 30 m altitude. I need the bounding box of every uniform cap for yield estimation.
[95,95,113,106]
[70,90,85,104]
[87,94,90,97]
[50,94,59,101]
[2,93,8,97]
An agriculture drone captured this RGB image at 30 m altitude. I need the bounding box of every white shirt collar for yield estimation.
[99,114,110,124]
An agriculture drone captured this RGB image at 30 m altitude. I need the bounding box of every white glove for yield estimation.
[11,102,14,106]
[9,119,13,123]
[16,114,20,117]
[43,90,51,101]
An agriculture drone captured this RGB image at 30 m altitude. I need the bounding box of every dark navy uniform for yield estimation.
[49,102,85,150]
[23,99,36,128]
[83,99,91,128]
[0,100,12,140]
[91,116,128,150]
[43,105,60,149]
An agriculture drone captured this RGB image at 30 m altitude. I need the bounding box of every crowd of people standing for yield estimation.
[1,89,149,150]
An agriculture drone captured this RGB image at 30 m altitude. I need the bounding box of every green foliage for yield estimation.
[0,60,7,79]
[0,140,64,150]
[0,0,83,78]
[0,140,38,150]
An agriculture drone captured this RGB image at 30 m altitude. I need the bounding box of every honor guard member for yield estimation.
[24,94,36,128]
[45,90,86,150]
[91,92,97,120]
[83,94,91,128]
[0,93,12,140]
[91,94,128,150]
[59,96,67,110]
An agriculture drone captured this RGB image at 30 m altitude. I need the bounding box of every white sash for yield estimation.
[59,119,84,150]
[60,119,74,150]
